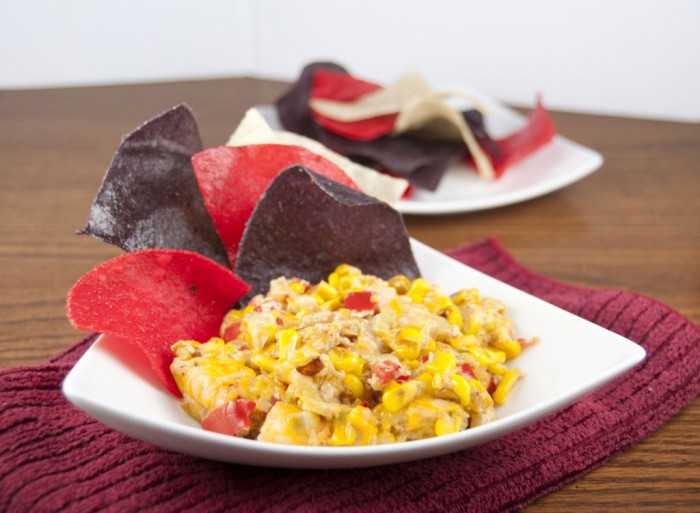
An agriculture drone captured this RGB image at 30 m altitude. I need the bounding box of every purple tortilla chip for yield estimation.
[235,166,420,299]
[318,129,462,192]
[79,104,229,268]
[276,61,347,139]
[463,109,501,158]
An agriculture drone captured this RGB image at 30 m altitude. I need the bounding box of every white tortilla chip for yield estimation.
[308,70,495,179]
[308,69,433,121]
[226,109,409,205]
[227,108,277,145]
[395,97,494,180]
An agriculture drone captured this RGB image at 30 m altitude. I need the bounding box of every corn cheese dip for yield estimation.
[170,265,533,446]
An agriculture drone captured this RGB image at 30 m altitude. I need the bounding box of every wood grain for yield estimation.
[1,78,698,512]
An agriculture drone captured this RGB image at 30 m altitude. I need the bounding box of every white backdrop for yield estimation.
[1,0,698,121]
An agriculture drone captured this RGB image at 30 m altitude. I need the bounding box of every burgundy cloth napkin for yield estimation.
[1,238,698,513]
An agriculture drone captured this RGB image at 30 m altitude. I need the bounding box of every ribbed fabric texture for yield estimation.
[1,238,698,513]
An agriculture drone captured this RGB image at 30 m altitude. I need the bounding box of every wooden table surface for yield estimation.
[1,78,698,511]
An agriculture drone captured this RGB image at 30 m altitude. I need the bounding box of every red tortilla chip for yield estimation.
[191,144,360,266]
[487,97,557,177]
[310,69,398,140]
[66,249,250,396]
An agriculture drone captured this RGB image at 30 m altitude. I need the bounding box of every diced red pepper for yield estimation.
[460,363,477,379]
[372,360,402,385]
[222,322,241,341]
[341,291,378,313]
[201,399,256,436]
[487,377,498,395]
[309,69,397,141]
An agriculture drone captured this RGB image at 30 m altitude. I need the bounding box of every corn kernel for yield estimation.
[326,299,342,311]
[388,275,411,295]
[335,263,360,276]
[289,282,307,294]
[372,403,394,432]
[347,405,377,445]
[451,289,469,306]
[491,339,522,360]
[389,327,422,360]
[435,414,461,436]
[453,288,481,306]
[383,379,401,392]
[315,281,339,301]
[488,362,508,376]
[492,369,522,404]
[428,296,454,315]
[466,345,494,366]
[415,372,435,394]
[406,408,427,430]
[222,309,245,325]
[404,359,421,370]
[446,308,463,327]
[330,422,355,446]
[329,349,365,375]
[291,349,319,367]
[250,353,277,373]
[276,329,300,360]
[469,378,488,394]
[327,271,340,289]
[449,374,471,407]
[466,376,494,412]
[407,278,432,303]
[389,298,405,316]
[450,335,478,350]
[382,381,418,413]
[464,311,484,336]
[199,357,244,379]
[425,351,456,374]
[482,347,507,364]
[423,338,437,353]
[338,276,357,290]
[343,374,365,398]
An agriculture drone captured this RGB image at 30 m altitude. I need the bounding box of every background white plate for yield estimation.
[259,89,603,215]
[62,239,644,468]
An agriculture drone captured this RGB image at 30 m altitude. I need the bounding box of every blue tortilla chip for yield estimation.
[235,165,420,299]
[79,104,229,267]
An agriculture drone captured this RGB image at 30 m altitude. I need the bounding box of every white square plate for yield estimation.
[63,239,644,468]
